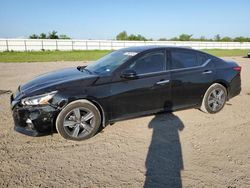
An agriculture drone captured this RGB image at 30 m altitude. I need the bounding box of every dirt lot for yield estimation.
[0,57,250,188]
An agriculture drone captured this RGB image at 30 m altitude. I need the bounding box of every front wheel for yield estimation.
[200,83,227,114]
[56,100,101,141]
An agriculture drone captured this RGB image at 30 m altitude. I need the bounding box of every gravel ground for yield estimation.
[0,57,250,188]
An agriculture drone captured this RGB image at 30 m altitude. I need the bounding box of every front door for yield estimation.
[109,50,171,120]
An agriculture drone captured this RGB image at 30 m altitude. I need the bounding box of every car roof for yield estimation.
[120,45,193,52]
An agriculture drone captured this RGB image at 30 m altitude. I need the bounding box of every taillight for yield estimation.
[233,66,241,71]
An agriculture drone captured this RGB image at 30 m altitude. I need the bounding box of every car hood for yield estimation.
[19,67,98,96]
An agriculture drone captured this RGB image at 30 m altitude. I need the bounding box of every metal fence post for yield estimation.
[24,40,27,51]
[6,40,9,51]
[41,40,44,50]
[56,40,58,50]
[72,40,74,50]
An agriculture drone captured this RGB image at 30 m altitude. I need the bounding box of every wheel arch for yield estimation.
[87,98,107,127]
[200,82,228,113]
[52,96,107,130]
[69,97,107,128]
[199,80,229,105]
[56,93,108,128]
[213,79,229,89]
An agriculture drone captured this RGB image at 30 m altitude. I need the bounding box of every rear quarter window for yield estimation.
[197,52,210,65]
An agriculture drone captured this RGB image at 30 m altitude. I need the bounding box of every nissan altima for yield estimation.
[10,46,241,140]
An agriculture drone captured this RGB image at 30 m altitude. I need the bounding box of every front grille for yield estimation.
[12,108,28,128]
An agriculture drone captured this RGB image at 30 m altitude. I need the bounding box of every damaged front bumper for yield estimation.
[10,94,59,136]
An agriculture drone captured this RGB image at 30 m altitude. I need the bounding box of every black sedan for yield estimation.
[10,46,241,140]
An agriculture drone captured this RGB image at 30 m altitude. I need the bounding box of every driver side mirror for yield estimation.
[121,69,138,79]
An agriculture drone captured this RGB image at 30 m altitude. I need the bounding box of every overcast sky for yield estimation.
[0,0,249,39]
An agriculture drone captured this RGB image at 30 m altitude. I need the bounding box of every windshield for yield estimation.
[86,50,137,74]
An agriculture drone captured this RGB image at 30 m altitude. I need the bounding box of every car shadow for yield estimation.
[144,113,184,188]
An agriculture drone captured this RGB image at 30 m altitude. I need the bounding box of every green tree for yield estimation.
[116,31,128,40]
[158,38,168,41]
[59,34,71,39]
[116,31,147,41]
[39,33,47,39]
[127,34,137,40]
[48,30,59,39]
[29,34,39,39]
[137,34,147,41]
[178,34,193,41]
[214,34,221,41]
[221,36,233,42]
[169,37,179,41]
[233,36,250,42]
[199,36,207,41]
[127,34,147,41]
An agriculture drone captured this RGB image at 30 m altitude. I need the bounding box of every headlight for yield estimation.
[21,91,57,106]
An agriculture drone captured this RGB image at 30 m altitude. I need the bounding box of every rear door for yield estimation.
[109,49,171,120]
[170,49,215,109]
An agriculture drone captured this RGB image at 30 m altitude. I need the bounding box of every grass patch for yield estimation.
[202,49,249,57]
[0,49,249,62]
[0,50,111,62]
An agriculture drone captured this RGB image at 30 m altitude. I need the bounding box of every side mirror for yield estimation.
[121,69,138,79]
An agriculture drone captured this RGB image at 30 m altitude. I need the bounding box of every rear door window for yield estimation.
[171,50,198,69]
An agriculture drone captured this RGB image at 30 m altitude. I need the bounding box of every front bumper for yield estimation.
[11,94,59,136]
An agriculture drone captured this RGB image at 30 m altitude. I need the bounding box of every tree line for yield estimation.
[116,31,250,42]
[28,30,250,42]
[29,31,70,39]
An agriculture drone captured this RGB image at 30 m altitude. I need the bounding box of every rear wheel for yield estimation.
[56,100,101,141]
[200,83,227,114]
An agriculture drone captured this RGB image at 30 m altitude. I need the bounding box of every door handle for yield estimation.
[156,80,170,85]
[202,70,213,74]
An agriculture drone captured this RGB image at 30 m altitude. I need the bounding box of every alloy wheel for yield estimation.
[207,88,226,112]
[63,107,95,138]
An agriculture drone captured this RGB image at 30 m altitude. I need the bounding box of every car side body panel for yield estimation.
[10,46,242,136]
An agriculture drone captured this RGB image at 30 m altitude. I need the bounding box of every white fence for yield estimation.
[1,38,250,51]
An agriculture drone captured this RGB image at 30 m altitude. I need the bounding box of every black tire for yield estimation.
[56,99,101,141]
[200,83,227,114]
